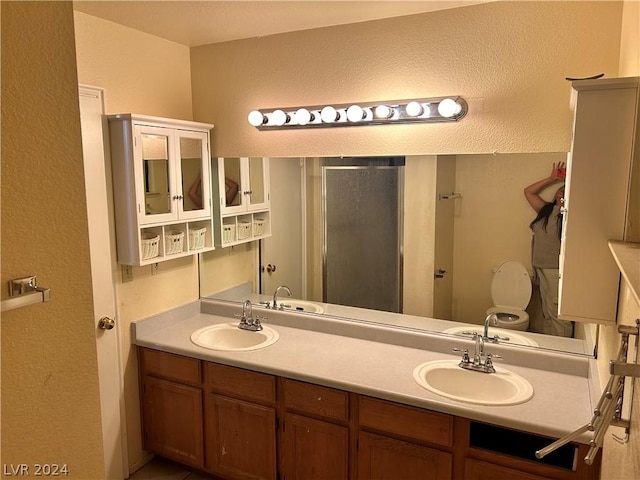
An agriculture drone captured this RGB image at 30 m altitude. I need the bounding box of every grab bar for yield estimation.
[1,276,51,312]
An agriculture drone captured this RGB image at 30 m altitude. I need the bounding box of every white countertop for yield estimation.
[133,300,598,444]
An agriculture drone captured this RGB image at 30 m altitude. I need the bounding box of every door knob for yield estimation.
[266,264,276,274]
[98,316,116,330]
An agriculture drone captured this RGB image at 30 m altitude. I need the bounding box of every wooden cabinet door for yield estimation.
[357,431,452,480]
[142,376,204,468]
[464,458,549,480]
[206,393,277,480]
[282,413,349,480]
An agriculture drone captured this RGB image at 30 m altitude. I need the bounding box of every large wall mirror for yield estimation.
[200,153,599,356]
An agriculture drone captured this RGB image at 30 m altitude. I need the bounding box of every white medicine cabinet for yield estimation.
[559,77,639,325]
[212,157,271,247]
[109,114,215,265]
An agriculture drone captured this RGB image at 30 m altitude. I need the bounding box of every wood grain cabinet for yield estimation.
[204,363,277,480]
[138,347,600,480]
[138,349,204,469]
[281,379,350,479]
[357,396,453,480]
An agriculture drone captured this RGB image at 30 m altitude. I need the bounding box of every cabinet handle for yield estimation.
[244,190,253,195]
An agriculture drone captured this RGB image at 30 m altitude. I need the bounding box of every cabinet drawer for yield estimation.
[283,379,349,421]
[140,348,201,385]
[358,396,453,447]
[465,458,549,480]
[205,362,276,404]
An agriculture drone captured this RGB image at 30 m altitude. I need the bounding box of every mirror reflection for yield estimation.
[201,153,596,356]
[179,136,206,213]
[142,133,170,215]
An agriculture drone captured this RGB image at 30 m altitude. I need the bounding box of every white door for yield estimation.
[261,158,304,298]
[79,85,127,479]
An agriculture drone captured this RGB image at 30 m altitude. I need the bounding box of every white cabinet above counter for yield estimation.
[108,114,215,265]
[211,157,271,247]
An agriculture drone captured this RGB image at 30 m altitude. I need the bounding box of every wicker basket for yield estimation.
[189,227,207,251]
[253,217,266,236]
[222,220,236,244]
[165,230,184,255]
[141,233,160,260]
[237,220,251,240]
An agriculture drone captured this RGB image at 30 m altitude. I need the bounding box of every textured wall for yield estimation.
[73,11,199,471]
[1,3,104,477]
[191,1,622,158]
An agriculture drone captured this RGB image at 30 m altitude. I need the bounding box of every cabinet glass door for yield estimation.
[141,131,173,221]
[178,132,211,219]
[247,157,270,211]
[218,157,246,214]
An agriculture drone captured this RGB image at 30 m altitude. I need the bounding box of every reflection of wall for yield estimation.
[452,153,566,325]
[403,156,438,317]
[433,156,456,320]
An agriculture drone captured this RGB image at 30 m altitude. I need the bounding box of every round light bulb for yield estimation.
[321,106,340,123]
[296,108,312,125]
[346,105,365,122]
[374,104,393,119]
[248,110,266,127]
[271,109,289,126]
[405,101,423,117]
[438,98,462,118]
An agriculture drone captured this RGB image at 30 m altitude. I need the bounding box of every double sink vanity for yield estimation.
[134,297,601,480]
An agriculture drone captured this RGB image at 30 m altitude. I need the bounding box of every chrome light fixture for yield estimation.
[247,96,468,130]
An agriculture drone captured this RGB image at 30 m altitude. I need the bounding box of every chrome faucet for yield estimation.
[453,332,503,374]
[236,300,263,331]
[272,285,292,310]
[483,313,499,340]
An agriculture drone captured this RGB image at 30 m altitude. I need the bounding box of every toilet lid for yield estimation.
[491,261,532,309]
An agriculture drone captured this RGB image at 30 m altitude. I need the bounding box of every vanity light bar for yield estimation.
[247,96,468,130]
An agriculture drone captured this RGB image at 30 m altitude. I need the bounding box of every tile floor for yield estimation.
[128,457,214,479]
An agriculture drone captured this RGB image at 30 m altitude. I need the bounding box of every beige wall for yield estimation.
[191,1,621,158]
[74,11,199,471]
[599,1,640,478]
[1,3,104,478]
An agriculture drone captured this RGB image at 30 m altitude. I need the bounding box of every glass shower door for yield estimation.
[322,166,403,313]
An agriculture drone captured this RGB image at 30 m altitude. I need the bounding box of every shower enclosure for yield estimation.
[322,159,404,313]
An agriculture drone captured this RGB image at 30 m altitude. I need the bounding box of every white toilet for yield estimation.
[486,261,532,331]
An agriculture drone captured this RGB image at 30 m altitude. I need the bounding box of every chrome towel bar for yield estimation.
[536,320,639,465]
[1,275,51,312]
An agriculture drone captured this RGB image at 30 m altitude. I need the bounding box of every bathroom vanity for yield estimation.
[134,300,602,480]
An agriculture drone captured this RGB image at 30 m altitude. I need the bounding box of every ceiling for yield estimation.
[73,1,491,47]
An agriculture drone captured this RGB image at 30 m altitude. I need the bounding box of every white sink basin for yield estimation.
[413,360,534,406]
[443,326,539,347]
[191,323,279,351]
[279,299,324,314]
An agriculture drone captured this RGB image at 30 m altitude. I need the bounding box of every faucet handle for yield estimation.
[452,347,471,364]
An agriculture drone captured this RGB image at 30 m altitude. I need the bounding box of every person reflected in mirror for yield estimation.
[524,161,574,338]
[188,173,238,208]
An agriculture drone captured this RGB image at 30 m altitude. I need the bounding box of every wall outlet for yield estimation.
[121,265,133,283]
[151,263,159,276]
